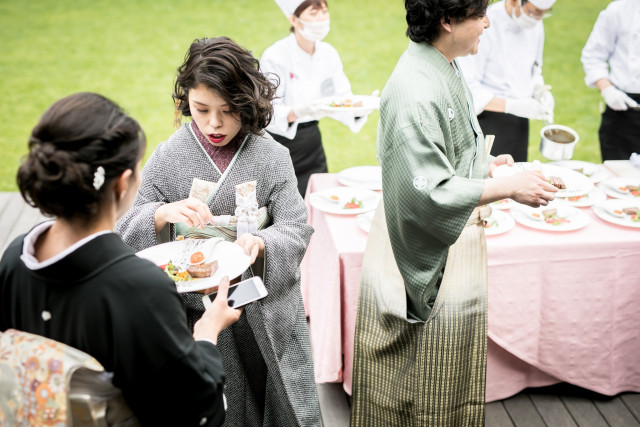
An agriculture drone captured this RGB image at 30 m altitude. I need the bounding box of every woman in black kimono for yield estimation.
[0,92,241,426]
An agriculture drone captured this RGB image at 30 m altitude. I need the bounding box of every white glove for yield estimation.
[292,102,326,121]
[601,85,638,111]
[533,84,555,120]
[505,97,552,121]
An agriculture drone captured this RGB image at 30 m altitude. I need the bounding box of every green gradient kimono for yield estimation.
[351,41,490,426]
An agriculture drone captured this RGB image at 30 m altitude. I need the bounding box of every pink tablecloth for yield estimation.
[301,173,640,401]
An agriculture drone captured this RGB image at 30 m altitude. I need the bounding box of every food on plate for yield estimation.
[176,235,185,241]
[329,194,339,202]
[548,176,566,190]
[492,199,510,205]
[615,185,640,196]
[541,208,570,226]
[483,217,497,228]
[190,251,205,265]
[567,194,587,202]
[623,207,640,216]
[572,167,594,177]
[187,260,219,278]
[329,98,363,108]
[343,197,363,209]
[160,261,193,282]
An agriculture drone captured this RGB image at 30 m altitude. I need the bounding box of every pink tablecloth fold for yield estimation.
[301,173,640,401]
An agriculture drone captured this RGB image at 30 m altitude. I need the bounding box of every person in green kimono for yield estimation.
[350,1,558,426]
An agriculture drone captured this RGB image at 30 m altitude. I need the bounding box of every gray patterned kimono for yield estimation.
[116,123,320,426]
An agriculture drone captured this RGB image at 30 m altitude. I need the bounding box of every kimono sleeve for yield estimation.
[254,146,313,275]
[380,106,484,249]
[105,259,226,426]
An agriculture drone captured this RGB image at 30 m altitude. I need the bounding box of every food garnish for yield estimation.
[541,208,570,226]
[190,251,205,264]
[547,176,566,190]
[343,197,363,209]
[329,99,363,108]
[160,261,193,282]
[567,194,587,202]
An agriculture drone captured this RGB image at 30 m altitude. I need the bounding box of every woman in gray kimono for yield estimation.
[350,1,558,426]
[116,37,321,426]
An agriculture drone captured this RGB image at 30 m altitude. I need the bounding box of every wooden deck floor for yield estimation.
[316,382,640,427]
[2,191,639,426]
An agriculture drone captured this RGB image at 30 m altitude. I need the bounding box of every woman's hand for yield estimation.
[488,154,514,178]
[234,234,265,264]
[154,197,215,234]
[193,276,242,344]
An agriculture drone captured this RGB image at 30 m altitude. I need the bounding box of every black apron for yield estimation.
[478,111,529,162]
[271,121,327,197]
[599,93,640,161]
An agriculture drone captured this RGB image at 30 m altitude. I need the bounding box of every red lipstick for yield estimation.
[208,133,226,144]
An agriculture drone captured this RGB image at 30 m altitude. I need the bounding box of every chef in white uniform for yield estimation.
[261,0,373,196]
[458,0,556,162]
[581,0,640,161]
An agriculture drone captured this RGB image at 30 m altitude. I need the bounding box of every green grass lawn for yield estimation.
[0,0,611,191]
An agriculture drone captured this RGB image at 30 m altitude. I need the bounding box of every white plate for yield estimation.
[490,198,517,210]
[136,239,251,293]
[317,95,380,114]
[492,162,594,198]
[511,204,589,232]
[599,177,640,200]
[547,160,611,183]
[592,199,640,229]
[483,209,515,236]
[356,211,375,233]
[337,166,382,190]
[555,187,607,208]
[309,186,381,215]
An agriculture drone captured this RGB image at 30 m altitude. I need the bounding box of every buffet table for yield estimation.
[300,172,640,401]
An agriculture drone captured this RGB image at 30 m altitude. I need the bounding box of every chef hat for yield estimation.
[527,0,556,9]
[274,0,305,17]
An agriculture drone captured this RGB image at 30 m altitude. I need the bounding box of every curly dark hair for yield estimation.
[17,92,146,219]
[173,37,278,135]
[405,0,489,44]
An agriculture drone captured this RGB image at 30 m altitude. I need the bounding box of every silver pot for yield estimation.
[539,124,579,161]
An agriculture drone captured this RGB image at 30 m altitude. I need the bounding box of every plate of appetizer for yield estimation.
[511,204,589,232]
[555,187,607,208]
[592,199,640,229]
[492,161,594,198]
[317,95,380,114]
[136,237,252,293]
[309,186,381,215]
[337,165,382,190]
[490,198,517,210]
[483,209,515,236]
[547,160,611,183]
[599,177,640,200]
[356,211,376,233]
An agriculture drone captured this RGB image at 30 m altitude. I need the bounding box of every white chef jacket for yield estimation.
[457,0,546,115]
[260,34,366,139]
[581,0,640,94]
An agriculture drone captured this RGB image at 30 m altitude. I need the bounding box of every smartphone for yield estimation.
[202,276,268,309]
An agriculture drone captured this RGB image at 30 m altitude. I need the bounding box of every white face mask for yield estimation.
[512,0,540,29]
[297,18,330,42]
